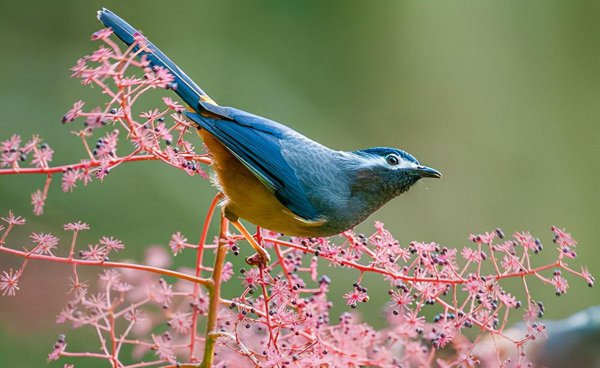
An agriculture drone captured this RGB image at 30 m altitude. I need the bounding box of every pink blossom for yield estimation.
[91,28,113,41]
[113,282,133,292]
[30,232,59,255]
[139,108,161,120]
[31,144,54,168]
[151,334,176,363]
[0,269,20,296]
[84,292,109,310]
[63,221,90,231]
[373,220,386,232]
[162,97,184,112]
[498,292,519,308]
[461,247,484,263]
[56,306,74,324]
[240,268,261,288]
[80,244,107,261]
[154,122,173,142]
[47,336,66,361]
[62,170,81,192]
[432,323,456,349]
[21,137,39,154]
[95,158,111,181]
[84,107,107,129]
[70,58,88,78]
[315,238,341,259]
[1,211,26,226]
[390,289,413,309]
[463,275,483,297]
[152,66,175,88]
[99,269,121,285]
[63,100,84,123]
[398,310,425,336]
[514,231,537,251]
[223,235,238,251]
[343,288,368,307]
[81,63,113,84]
[551,272,569,295]
[152,279,174,307]
[551,226,577,247]
[119,76,144,86]
[0,150,19,168]
[582,267,595,287]
[501,254,522,273]
[133,32,148,48]
[192,289,209,314]
[31,189,45,216]
[270,279,292,304]
[221,261,234,282]
[309,255,318,281]
[1,134,21,168]
[0,134,20,152]
[168,232,188,255]
[168,312,193,334]
[99,236,124,252]
[469,231,496,244]
[96,131,118,157]
[124,308,144,322]
[80,164,93,186]
[88,47,113,62]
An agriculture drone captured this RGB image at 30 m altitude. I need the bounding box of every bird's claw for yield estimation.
[245,251,270,267]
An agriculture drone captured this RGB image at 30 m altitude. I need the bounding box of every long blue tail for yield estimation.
[97,8,207,110]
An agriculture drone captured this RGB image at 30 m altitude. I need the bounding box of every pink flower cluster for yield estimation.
[0,209,594,367]
[0,27,595,368]
[1,25,210,216]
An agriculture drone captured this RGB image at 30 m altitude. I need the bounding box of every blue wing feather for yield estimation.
[98,8,321,221]
[186,110,321,221]
[97,8,207,110]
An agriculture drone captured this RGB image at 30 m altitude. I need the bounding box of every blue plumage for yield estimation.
[186,110,321,221]
[97,9,441,240]
[97,8,207,109]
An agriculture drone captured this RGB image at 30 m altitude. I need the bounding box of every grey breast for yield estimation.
[279,132,357,232]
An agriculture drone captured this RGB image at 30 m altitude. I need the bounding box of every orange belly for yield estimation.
[198,129,324,237]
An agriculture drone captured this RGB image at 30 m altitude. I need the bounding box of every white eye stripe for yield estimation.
[384,155,417,169]
[346,151,417,170]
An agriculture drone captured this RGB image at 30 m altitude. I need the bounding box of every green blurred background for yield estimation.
[1,1,599,366]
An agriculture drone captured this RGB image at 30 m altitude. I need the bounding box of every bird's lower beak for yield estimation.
[415,165,442,178]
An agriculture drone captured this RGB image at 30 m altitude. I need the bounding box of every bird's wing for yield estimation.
[186,109,323,223]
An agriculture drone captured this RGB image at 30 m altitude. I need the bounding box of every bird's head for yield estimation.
[350,147,441,203]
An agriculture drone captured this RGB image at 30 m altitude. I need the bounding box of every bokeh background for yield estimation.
[1,1,599,367]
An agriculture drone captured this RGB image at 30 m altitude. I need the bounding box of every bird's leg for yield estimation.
[229,219,271,266]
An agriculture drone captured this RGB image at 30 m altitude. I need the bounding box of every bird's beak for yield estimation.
[415,165,442,178]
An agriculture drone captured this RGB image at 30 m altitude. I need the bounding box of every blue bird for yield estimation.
[98,9,441,264]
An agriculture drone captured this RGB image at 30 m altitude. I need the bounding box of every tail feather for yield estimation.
[97,8,208,110]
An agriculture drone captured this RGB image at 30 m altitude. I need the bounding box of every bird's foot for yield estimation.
[245,251,271,267]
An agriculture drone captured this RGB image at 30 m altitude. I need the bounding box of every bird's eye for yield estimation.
[385,154,400,166]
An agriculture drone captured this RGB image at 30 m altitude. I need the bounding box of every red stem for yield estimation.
[189,193,222,361]
[0,246,211,286]
[0,154,210,176]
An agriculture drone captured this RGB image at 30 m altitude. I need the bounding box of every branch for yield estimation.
[0,154,211,176]
[200,215,229,368]
[0,246,212,286]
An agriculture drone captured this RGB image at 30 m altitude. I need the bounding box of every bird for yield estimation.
[97,9,441,265]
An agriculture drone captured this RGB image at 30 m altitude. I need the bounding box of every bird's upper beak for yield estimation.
[415,165,442,178]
